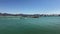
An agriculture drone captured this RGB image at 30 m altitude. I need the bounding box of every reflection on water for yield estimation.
[0,16,60,34]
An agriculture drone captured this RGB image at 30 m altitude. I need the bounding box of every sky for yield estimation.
[0,0,60,14]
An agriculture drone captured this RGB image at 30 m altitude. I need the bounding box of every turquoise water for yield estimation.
[0,16,60,34]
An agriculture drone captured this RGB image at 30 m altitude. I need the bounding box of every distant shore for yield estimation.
[0,13,60,18]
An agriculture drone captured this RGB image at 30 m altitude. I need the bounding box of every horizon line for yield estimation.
[0,12,60,15]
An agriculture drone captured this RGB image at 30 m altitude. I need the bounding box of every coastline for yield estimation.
[0,13,60,18]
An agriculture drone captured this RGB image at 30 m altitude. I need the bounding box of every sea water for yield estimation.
[0,16,60,34]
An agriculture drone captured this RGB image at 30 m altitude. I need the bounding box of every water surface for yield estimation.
[0,16,60,34]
